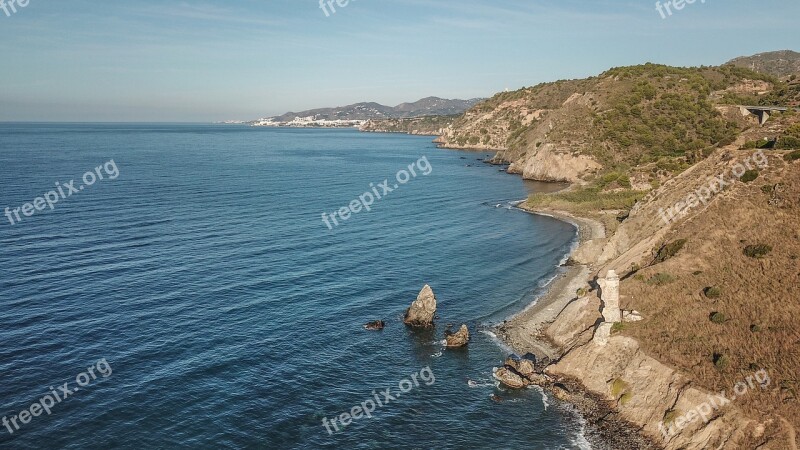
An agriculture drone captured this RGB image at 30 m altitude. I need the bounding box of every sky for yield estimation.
[0,0,798,122]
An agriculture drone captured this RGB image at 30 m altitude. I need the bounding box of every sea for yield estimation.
[0,124,586,449]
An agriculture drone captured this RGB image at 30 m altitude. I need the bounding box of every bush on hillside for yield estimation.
[744,244,772,258]
[654,239,687,263]
[741,170,759,183]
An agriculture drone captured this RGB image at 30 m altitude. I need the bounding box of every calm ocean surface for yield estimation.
[0,124,583,449]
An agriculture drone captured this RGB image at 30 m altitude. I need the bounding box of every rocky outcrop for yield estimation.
[403,285,437,328]
[547,337,765,449]
[493,355,550,389]
[364,320,385,330]
[507,143,602,183]
[444,324,470,347]
[493,366,528,389]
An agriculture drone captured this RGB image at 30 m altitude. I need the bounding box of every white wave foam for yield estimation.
[479,329,516,354]
[529,385,549,410]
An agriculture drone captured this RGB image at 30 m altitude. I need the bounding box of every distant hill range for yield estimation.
[726,50,800,78]
[252,97,483,126]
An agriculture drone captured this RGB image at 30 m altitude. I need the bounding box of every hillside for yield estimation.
[727,50,800,78]
[359,115,459,135]
[495,64,800,448]
[433,63,800,186]
[253,96,482,125]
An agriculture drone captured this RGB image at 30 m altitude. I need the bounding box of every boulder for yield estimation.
[552,384,572,401]
[505,356,536,378]
[622,310,643,322]
[403,285,437,328]
[445,324,470,347]
[493,367,528,389]
[364,320,385,331]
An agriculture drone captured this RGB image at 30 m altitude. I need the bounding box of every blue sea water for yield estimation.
[0,124,584,449]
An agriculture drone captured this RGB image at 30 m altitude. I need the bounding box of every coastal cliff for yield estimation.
[426,56,800,449]
[508,135,800,449]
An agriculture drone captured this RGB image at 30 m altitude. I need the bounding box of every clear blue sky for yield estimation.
[1,0,798,122]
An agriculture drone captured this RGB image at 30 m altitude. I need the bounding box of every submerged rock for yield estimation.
[445,324,470,347]
[403,285,437,328]
[364,320,385,331]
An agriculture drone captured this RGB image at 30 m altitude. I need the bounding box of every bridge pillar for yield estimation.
[758,110,770,126]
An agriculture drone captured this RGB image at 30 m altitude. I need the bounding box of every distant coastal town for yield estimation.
[250,116,366,128]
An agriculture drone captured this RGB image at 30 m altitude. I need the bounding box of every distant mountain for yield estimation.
[258,97,483,123]
[726,50,800,78]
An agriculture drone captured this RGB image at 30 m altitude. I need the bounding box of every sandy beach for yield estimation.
[495,206,605,360]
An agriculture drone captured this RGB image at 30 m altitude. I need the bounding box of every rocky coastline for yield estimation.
[493,204,661,449]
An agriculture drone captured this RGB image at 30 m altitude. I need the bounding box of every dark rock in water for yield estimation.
[445,324,470,347]
[460,156,466,159]
[364,320,385,331]
[403,285,437,328]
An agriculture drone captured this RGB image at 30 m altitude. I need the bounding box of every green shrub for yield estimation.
[526,188,646,211]
[647,273,675,286]
[611,322,626,333]
[761,185,774,194]
[709,312,727,324]
[703,286,721,299]
[777,137,800,149]
[785,150,800,161]
[654,239,687,263]
[713,353,729,369]
[740,170,759,183]
[744,244,772,258]
[750,324,762,333]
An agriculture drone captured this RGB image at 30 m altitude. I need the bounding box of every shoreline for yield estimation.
[494,202,661,449]
[495,205,603,360]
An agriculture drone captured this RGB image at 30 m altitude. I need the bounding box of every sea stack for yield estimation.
[404,284,437,328]
[445,324,470,347]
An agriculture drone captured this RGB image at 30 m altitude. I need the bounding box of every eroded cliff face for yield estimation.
[436,84,604,183]
[548,336,765,450]
[507,143,601,183]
